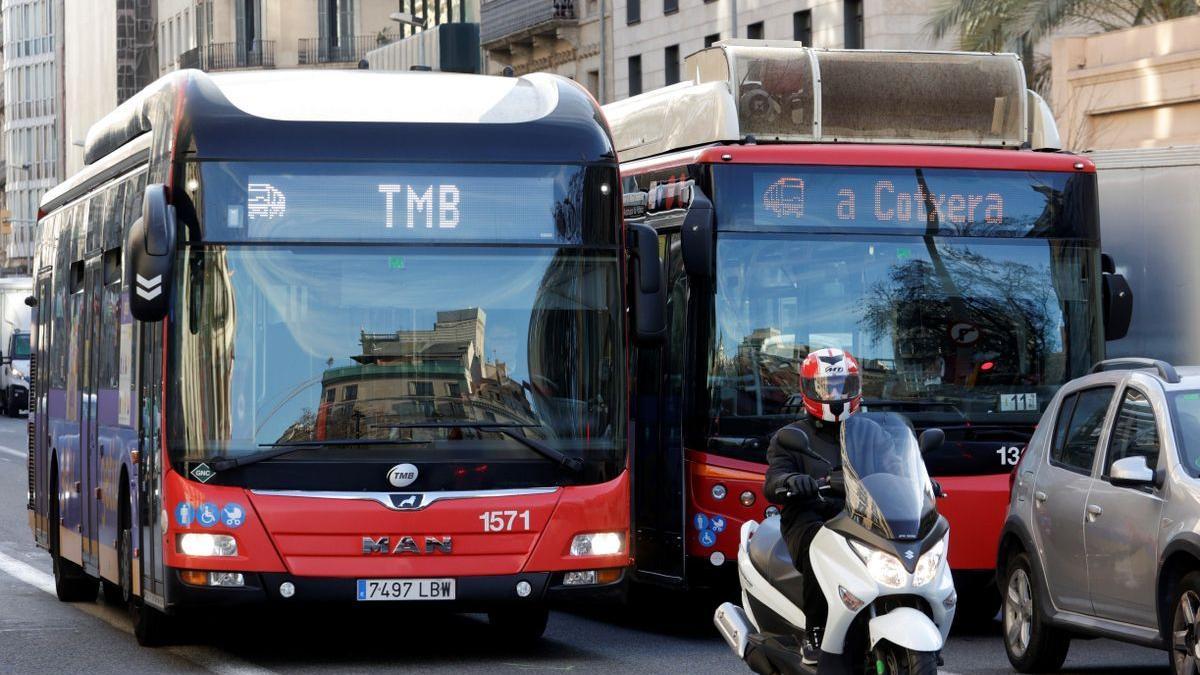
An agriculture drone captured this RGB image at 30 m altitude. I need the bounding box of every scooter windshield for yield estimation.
[841,412,936,540]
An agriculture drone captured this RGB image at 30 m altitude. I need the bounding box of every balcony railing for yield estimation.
[298,35,395,65]
[480,0,576,46]
[179,40,276,71]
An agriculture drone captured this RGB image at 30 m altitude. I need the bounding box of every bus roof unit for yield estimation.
[606,42,1062,161]
[79,68,613,171]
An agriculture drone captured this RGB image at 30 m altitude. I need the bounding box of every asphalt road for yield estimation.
[0,416,1171,673]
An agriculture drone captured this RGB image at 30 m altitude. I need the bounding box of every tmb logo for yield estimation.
[387,463,419,488]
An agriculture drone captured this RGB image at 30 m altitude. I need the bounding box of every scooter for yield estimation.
[714,412,956,674]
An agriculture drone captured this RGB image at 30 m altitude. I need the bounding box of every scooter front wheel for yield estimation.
[874,644,938,675]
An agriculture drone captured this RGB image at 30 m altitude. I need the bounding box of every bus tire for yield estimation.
[103,491,133,606]
[49,464,97,603]
[488,605,549,644]
[131,598,174,647]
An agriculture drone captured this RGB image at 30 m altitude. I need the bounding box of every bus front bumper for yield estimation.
[162,568,626,612]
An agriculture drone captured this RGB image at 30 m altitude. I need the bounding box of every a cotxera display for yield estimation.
[196,162,605,244]
[717,166,1097,238]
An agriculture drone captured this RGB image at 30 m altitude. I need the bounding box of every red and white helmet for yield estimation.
[800,348,862,422]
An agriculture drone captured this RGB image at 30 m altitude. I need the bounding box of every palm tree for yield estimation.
[927,0,1199,91]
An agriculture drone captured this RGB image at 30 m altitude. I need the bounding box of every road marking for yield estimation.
[0,445,26,460]
[0,550,275,675]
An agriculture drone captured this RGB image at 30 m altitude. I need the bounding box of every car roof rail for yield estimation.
[1090,358,1181,384]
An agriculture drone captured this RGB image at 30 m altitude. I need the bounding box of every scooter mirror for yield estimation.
[919,428,945,456]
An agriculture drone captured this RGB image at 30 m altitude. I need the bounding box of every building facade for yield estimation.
[1052,15,1200,151]
[480,0,611,102]
[611,0,951,99]
[2,0,59,273]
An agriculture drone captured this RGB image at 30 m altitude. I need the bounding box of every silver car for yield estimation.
[998,358,1200,674]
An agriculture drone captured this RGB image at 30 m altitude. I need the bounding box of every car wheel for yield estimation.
[1169,572,1200,675]
[1003,552,1069,673]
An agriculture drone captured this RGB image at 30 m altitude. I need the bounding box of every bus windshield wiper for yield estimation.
[373,421,585,473]
[207,438,428,472]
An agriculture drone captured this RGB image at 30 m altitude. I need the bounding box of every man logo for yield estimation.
[389,494,421,509]
[387,463,419,488]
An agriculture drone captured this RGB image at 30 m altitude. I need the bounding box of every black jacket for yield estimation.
[763,417,845,533]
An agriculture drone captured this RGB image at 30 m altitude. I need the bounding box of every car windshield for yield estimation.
[841,412,936,540]
[1170,391,1200,475]
[10,333,29,359]
[168,245,624,465]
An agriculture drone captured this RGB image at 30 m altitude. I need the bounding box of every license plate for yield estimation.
[356,578,456,601]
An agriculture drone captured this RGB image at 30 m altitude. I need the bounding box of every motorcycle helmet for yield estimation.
[799,348,862,422]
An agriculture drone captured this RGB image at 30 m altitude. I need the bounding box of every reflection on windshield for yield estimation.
[11,333,29,359]
[841,413,934,540]
[169,246,622,461]
[709,236,1100,435]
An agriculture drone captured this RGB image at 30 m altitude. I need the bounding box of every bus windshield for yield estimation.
[708,165,1102,440]
[169,245,622,466]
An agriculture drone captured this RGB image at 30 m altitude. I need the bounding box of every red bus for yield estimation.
[607,43,1131,622]
[28,68,665,645]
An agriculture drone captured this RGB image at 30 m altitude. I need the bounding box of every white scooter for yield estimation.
[714,412,956,674]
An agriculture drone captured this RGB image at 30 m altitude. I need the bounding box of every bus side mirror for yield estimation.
[1101,253,1132,341]
[680,188,714,279]
[919,428,945,456]
[127,184,177,322]
[23,295,36,307]
[629,223,666,345]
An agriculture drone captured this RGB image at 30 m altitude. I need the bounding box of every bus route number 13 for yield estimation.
[997,446,1022,466]
[480,510,531,532]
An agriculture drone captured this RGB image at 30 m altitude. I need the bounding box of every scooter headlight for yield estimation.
[848,540,906,589]
[913,535,948,587]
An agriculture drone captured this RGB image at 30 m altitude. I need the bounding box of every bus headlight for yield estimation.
[11,368,25,381]
[570,532,623,556]
[849,539,906,589]
[913,536,948,587]
[178,533,238,557]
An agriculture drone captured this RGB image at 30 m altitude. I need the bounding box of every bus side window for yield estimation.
[99,247,121,392]
[50,207,75,392]
[106,180,126,251]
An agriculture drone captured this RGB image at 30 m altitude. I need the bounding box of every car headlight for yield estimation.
[849,539,906,589]
[570,532,624,556]
[177,533,238,557]
[913,535,948,587]
[11,368,25,381]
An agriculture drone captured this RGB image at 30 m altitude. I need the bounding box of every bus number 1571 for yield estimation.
[479,510,531,532]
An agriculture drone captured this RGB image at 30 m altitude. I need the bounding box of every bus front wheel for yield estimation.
[131,597,174,647]
[488,605,549,644]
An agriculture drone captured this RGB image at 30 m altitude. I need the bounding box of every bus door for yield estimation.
[137,323,165,601]
[32,272,52,546]
[628,190,689,584]
[80,258,103,574]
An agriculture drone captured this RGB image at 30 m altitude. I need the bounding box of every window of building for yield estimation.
[628,54,643,96]
[409,381,434,397]
[447,382,462,397]
[664,0,678,15]
[705,33,721,48]
[627,0,640,24]
[586,70,600,99]
[324,388,336,403]
[343,384,358,401]
[747,21,764,40]
[664,45,680,85]
[794,10,812,45]
[844,0,863,49]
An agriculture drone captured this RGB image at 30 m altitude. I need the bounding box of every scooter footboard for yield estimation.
[868,607,944,653]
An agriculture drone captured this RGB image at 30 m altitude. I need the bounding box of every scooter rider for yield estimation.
[763,347,861,666]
